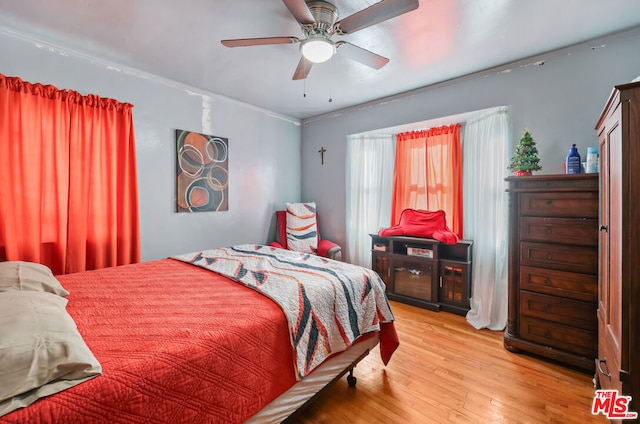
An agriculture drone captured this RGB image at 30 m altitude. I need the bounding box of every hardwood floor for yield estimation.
[293,301,607,424]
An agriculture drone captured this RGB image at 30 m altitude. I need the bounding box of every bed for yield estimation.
[0,244,398,423]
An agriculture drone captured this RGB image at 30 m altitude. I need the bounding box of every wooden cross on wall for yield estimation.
[318,146,326,165]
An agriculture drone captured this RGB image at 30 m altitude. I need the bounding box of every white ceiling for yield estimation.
[1,0,640,120]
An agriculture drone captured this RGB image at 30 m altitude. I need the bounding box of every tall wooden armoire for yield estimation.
[594,80,640,414]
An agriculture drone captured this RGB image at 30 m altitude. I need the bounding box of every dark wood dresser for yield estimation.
[504,174,599,371]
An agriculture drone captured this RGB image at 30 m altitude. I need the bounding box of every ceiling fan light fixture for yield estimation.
[301,37,335,63]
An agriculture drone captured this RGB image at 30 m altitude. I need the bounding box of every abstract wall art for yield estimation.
[176,129,229,212]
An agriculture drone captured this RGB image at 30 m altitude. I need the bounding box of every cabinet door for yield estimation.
[392,256,437,302]
[371,251,391,289]
[596,105,623,393]
[439,260,469,308]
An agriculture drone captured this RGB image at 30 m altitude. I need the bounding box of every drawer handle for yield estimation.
[544,329,552,338]
[597,358,612,381]
[545,227,552,234]
[544,278,552,286]
[547,253,552,260]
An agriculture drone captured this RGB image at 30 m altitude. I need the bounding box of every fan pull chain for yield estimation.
[302,58,308,98]
[328,56,333,103]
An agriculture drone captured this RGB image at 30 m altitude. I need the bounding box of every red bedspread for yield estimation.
[1,259,297,424]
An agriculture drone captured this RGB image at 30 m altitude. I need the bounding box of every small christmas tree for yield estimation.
[508,130,542,175]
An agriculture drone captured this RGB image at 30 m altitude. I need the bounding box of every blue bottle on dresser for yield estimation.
[566,144,581,174]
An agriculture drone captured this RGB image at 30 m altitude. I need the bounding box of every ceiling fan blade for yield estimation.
[292,56,314,80]
[335,0,419,34]
[335,42,389,69]
[282,0,316,25]
[221,36,300,47]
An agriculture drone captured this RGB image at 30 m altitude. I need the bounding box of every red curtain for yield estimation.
[0,74,140,274]
[391,124,463,237]
[390,131,428,225]
[426,124,463,237]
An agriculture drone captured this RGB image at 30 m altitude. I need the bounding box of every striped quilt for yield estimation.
[172,244,395,379]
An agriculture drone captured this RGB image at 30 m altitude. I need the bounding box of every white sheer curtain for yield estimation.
[346,133,395,266]
[463,107,510,330]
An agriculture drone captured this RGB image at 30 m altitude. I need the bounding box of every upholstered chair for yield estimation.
[268,203,341,261]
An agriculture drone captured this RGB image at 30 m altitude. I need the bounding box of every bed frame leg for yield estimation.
[346,368,357,387]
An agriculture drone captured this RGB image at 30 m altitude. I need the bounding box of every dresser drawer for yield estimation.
[520,266,597,302]
[519,316,597,358]
[519,217,597,246]
[520,192,599,218]
[519,290,596,330]
[520,241,597,274]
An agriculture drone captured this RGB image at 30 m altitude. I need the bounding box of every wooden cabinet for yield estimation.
[504,174,599,371]
[594,81,640,413]
[370,235,472,315]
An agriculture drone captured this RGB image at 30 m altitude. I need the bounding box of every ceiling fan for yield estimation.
[221,0,419,80]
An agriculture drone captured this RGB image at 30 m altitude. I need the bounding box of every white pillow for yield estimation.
[0,261,69,296]
[285,202,319,254]
[0,291,101,417]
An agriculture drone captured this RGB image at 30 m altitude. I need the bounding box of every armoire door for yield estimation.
[596,103,623,393]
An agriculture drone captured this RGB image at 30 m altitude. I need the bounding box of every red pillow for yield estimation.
[379,209,458,244]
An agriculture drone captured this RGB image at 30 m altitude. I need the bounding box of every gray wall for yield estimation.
[0,28,302,262]
[301,27,640,262]
[4,23,640,264]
